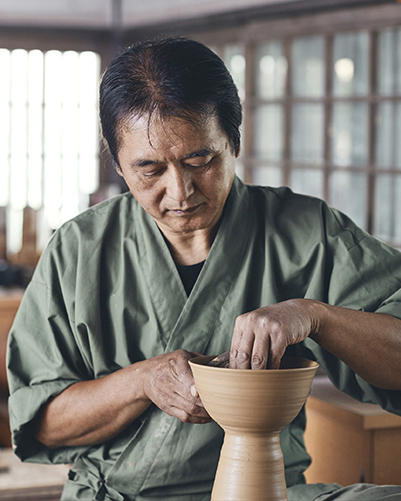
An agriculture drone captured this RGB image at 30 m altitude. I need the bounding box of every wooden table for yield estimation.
[0,448,69,500]
[304,375,401,486]
[0,289,24,448]
[0,289,23,337]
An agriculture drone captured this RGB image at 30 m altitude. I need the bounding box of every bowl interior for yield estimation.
[189,355,318,371]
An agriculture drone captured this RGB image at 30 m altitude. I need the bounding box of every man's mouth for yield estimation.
[169,204,203,215]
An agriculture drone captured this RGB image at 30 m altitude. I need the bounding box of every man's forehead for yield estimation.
[121,113,224,152]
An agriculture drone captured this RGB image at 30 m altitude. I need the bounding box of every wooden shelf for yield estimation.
[304,375,401,486]
[0,290,24,448]
[0,448,69,500]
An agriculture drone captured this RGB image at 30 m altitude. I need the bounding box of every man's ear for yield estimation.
[114,160,123,176]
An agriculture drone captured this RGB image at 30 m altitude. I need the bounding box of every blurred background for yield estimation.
[0,0,401,278]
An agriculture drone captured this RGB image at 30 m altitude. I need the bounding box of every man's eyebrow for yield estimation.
[133,148,213,167]
[183,148,213,159]
[134,159,159,168]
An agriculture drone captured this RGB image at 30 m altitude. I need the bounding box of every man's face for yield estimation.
[117,114,238,240]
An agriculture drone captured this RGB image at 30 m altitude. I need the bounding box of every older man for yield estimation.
[7,37,401,500]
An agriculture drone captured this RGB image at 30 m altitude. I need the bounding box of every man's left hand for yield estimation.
[230,299,319,369]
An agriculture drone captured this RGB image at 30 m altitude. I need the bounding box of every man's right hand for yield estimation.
[139,349,212,424]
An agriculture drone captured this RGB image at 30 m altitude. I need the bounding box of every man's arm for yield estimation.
[36,349,211,449]
[230,299,401,391]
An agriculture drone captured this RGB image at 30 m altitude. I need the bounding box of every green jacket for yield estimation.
[7,177,401,500]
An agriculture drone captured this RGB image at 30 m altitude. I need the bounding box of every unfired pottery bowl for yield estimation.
[189,355,319,501]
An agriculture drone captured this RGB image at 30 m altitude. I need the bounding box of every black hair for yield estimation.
[99,36,242,168]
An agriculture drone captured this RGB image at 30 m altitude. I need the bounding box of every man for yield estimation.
[7,37,401,500]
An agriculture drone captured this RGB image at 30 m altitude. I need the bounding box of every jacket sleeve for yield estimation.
[7,237,93,464]
[293,202,401,417]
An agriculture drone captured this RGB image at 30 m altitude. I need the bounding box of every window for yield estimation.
[222,43,246,180]
[374,28,401,244]
[0,48,100,256]
[213,8,401,248]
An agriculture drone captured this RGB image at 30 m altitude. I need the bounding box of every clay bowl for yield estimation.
[189,355,318,501]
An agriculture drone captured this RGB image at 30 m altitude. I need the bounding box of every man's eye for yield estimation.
[185,158,212,168]
[143,168,165,178]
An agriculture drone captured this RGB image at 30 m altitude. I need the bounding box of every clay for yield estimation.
[208,351,230,367]
[189,355,318,501]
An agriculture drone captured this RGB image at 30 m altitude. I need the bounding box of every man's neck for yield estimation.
[167,234,212,266]
[161,227,217,266]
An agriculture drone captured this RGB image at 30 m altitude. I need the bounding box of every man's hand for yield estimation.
[140,349,212,423]
[230,299,319,370]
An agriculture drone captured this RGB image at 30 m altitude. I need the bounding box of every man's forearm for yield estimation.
[310,301,401,391]
[36,362,151,448]
[35,349,211,449]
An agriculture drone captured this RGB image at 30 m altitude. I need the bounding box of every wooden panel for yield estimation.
[0,294,23,336]
[0,292,23,447]
[0,293,23,390]
[364,413,401,430]
[304,395,373,485]
[0,448,69,499]
[305,378,401,487]
[372,429,401,485]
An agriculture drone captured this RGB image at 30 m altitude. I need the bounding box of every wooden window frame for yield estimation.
[191,3,401,247]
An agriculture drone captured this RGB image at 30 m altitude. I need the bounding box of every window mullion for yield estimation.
[283,38,291,187]
[367,30,376,236]
[324,35,333,203]
[243,41,256,184]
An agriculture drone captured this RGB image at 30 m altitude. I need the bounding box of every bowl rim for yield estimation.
[189,355,319,373]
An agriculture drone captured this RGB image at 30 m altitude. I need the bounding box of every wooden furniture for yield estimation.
[0,448,69,500]
[0,289,24,448]
[304,375,401,486]
[0,289,23,337]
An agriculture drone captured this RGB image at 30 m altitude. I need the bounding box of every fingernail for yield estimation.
[191,385,198,397]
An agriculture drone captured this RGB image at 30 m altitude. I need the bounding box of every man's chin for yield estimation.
[159,217,213,236]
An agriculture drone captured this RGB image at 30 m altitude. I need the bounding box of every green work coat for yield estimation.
[7,176,401,500]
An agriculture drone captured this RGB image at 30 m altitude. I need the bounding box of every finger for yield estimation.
[230,316,243,369]
[172,408,213,424]
[267,337,287,370]
[173,356,210,408]
[208,351,230,367]
[176,360,199,399]
[170,392,212,422]
[230,329,255,369]
[151,385,211,422]
[250,334,270,370]
[161,399,213,424]
[153,380,211,421]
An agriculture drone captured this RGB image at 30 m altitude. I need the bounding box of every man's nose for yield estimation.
[166,166,195,202]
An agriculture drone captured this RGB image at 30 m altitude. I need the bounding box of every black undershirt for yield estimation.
[175,261,205,296]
